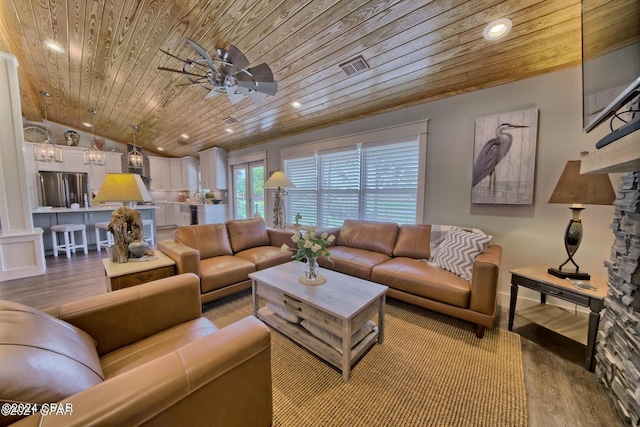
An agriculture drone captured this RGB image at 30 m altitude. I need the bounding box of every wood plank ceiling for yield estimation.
[0,0,629,158]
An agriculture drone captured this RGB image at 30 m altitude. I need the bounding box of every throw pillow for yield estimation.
[432,228,492,281]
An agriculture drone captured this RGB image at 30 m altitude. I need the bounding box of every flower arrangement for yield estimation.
[281,227,335,262]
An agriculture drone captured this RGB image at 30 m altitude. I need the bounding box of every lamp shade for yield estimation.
[548,160,615,205]
[94,173,152,203]
[263,171,294,189]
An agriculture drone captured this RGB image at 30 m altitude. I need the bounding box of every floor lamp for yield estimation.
[547,159,615,280]
[264,171,294,229]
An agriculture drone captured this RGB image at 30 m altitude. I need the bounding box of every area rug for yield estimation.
[203,291,527,427]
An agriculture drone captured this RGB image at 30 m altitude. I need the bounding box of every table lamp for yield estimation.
[547,159,615,280]
[93,173,152,207]
[263,171,295,229]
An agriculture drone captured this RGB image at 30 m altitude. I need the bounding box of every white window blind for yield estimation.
[284,138,420,227]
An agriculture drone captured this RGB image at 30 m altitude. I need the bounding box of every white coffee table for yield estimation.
[250,261,388,381]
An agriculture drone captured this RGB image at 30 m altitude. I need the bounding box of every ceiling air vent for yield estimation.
[339,56,369,76]
[224,116,239,124]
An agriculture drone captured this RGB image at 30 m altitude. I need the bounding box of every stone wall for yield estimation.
[596,171,640,426]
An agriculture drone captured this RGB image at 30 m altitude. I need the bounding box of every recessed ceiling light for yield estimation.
[225,128,234,133]
[483,18,512,40]
[44,39,65,53]
[180,133,189,139]
[82,122,92,128]
[291,101,301,108]
[156,146,164,151]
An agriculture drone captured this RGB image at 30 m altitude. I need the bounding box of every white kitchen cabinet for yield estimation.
[169,159,182,190]
[36,146,87,173]
[154,203,167,227]
[148,156,172,190]
[199,147,227,190]
[197,204,228,224]
[180,156,199,191]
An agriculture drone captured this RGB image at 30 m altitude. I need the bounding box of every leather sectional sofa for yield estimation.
[1,273,272,427]
[158,218,501,337]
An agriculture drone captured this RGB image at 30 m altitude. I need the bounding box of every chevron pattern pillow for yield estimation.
[432,228,492,281]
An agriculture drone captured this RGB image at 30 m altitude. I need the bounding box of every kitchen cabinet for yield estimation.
[148,156,172,190]
[180,156,199,191]
[36,146,87,173]
[169,159,182,190]
[197,204,228,225]
[199,147,227,190]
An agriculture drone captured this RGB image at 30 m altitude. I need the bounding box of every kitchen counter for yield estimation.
[32,205,157,214]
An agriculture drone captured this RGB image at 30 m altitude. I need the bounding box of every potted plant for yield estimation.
[293,212,302,232]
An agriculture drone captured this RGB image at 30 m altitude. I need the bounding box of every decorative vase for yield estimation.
[299,257,326,285]
[128,240,149,258]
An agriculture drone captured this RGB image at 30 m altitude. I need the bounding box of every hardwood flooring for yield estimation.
[0,228,623,427]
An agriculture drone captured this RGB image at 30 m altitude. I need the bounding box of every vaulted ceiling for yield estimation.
[0,0,628,158]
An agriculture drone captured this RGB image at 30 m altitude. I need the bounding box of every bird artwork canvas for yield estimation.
[471,108,538,204]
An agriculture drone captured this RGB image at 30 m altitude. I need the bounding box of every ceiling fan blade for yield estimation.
[204,88,221,99]
[238,80,278,96]
[159,48,192,65]
[224,45,250,75]
[225,86,246,104]
[246,90,269,103]
[186,38,217,69]
[237,63,274,83]
[158,66,206,79]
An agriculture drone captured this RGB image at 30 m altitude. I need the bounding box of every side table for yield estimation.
[102,250,176,292]
[509,265,608,371]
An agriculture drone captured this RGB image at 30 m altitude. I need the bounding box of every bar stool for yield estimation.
[142,219,155,245]
[94,221,114,252]
[51,224,88,258]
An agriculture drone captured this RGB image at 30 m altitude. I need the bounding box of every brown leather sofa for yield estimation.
[318,220,502,337]
[158,217,294,304]
[1,273,272,427]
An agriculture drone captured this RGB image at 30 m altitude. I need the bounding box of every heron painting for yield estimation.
[471,108,538,204]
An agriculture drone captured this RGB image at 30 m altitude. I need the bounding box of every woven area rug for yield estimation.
[203,290,527,427]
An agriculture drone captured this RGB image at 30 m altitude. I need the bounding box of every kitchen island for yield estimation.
[32,205,156,255]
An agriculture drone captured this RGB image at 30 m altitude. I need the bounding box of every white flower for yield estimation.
[311,244,322,253]
[291,234,300,243]
[321,232,328,239]
[281,244,291,252]
[328,235,336,243]
[303,240,313,248]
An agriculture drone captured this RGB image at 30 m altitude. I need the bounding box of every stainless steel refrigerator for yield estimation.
[37,171,89,208]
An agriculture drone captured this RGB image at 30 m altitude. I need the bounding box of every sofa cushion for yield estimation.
[0,300,104,409]
[372,258,471,308]
[393,224,432,259]
[431,228,492,281]
[175,224,233,259]
[100,317,218,378]
[318,246,391,280]
[429,224,486,260]
[235,246,294,270]
[226,218,271,253]
[200,256,256,294]
[337,220,399,256]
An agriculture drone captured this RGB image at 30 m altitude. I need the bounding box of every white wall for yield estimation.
[230,66,618,307]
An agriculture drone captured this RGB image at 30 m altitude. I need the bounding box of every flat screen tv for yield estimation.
[582,0,640,148]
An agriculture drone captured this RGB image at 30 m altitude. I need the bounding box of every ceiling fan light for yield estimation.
[483,18,512,40]
[291,101,301,108]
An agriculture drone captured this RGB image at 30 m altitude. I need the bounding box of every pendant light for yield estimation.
[128,125,143,168]
[83,110,106,166]
[33,91,63,163]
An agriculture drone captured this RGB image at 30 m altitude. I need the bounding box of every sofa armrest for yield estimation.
[468,244,502,316]
[266,228,296,248]
[158,239,201,277]
[46,274,202,356]
[13,316,272,427]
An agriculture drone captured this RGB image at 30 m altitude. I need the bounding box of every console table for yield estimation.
[509,265,608,371]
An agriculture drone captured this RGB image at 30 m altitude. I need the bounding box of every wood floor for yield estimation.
[0,228,623,427]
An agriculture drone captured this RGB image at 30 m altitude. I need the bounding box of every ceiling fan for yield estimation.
[158,39,278,105]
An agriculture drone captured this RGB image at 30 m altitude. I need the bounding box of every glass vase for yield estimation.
[305,257,320,281]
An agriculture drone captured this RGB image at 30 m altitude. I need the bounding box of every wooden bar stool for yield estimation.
[94,221,114,252]
[51,224,88,258]
[142,219,155,245]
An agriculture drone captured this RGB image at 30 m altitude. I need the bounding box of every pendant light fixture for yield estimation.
[83,110,106,166]
[128,125,143,168]
[32,91,63,163]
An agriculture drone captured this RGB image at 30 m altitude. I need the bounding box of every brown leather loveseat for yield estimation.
[0,273,272,427]
[158,217,294,304]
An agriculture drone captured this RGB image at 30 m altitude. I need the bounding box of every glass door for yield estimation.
[232,161,264,219]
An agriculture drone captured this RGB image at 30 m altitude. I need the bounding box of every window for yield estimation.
[285,138,420,227]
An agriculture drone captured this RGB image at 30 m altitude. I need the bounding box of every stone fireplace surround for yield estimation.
[596,171,640,426]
